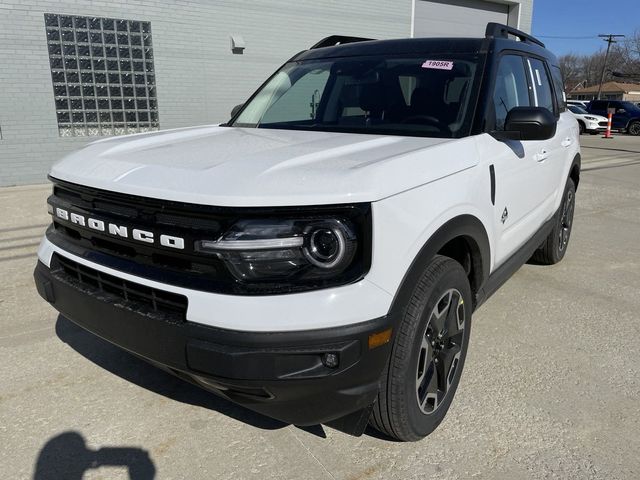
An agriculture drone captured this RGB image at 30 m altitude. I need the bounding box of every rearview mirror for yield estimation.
[230,103,244,118]
[492,107,557,141]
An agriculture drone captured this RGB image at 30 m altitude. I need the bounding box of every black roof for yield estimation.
[295,38,486,61]
[293,23,557,66]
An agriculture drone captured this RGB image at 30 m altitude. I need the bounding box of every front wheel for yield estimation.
[531,178,576,265]
[578,122,585,134]
[370,255,472,441]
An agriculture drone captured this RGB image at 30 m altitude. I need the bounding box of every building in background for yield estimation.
[569,82,640,102]
[0,0,533,186]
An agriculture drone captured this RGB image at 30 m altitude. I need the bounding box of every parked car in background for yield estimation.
[567,105,608,134]
[587,100,640,135]
[567,100,590,109]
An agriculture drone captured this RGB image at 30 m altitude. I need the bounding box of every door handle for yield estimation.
[534,149,549,162]
[561,138,572,148]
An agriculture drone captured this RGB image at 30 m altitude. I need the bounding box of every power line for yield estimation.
[537,35,599,39]
[597,34,626,99]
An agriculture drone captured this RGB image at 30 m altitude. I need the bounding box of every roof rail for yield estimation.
[485,22,545,48]
[310,35,374,49]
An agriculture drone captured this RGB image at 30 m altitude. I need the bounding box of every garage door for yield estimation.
[414,0,510,38]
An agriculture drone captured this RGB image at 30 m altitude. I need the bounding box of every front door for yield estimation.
[482,54,555,268]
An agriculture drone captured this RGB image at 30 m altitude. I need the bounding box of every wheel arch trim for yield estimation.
[386,214,491,320]
[570,152,581,190]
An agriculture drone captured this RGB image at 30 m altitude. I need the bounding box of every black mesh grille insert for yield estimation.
[51,253,187,322]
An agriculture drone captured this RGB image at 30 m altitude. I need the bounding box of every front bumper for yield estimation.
[34,258,393,431]
[587,120,607,132]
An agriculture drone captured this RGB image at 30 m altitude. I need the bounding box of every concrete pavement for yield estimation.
[1,134,639,479]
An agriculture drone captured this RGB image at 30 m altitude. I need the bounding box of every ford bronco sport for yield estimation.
[34,23,580,441]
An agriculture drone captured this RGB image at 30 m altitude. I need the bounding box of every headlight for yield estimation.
[195,207,370,293]
[585,116,598,121]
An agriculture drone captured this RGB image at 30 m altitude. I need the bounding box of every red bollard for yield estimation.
[603,113,614,139]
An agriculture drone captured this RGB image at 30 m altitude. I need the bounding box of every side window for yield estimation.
[589,100,607,112]
[492,55,530,130]
[260,70,330,124]
[528,58,555,115]
[550,65,566,112]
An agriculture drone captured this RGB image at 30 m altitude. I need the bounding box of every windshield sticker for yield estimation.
[422,60,454,70]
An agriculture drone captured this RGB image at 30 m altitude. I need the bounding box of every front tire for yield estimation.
[578,121,585,134]
[531,178,576,265]
[370,255,472,441]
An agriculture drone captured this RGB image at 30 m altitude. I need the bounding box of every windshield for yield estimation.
[568,105,588,114]
[230,54,481,138]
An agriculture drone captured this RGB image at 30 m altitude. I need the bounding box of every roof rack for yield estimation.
[485,22,545,48]
[310,35,374,50]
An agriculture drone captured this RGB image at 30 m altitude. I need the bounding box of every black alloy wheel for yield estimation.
[416,288,465,414]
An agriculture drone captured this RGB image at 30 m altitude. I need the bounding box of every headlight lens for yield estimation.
[195,216,365,289]
[585,116,598,121]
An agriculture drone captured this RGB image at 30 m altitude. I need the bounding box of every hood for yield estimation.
[50,125,479,206]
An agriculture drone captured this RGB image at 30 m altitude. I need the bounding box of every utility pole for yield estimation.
[596,34,625,99]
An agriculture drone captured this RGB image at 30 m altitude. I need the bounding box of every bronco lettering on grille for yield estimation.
[52,207,185,250]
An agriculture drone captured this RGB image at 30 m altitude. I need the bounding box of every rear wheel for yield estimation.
[531,178,576,265]
[370,255,472,441]
[628,121,640,136]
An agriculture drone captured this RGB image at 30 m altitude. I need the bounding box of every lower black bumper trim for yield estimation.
[34,259,392,429]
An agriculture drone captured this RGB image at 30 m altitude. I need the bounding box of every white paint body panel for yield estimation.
[50,126,476,206]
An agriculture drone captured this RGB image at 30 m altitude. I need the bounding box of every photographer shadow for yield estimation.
[34,431,155,480]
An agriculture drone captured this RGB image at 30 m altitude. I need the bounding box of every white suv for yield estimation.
[34,23,580,441]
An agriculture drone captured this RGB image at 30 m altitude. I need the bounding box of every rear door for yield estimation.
[526,57,572,207]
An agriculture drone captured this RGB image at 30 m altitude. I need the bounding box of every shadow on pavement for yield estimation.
[55,315,286,432]
[581,145,640,155]
[581,159,640,172]
[34,431,155,479]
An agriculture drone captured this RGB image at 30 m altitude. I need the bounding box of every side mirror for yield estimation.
[230,103,244,118]
[492,106,557,141]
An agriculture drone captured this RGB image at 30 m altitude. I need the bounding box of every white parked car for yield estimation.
[568,104,608,134]
[34,24,580,442]
[567,99,590,109]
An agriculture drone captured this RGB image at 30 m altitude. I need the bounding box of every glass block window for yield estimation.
[45,14,159,137]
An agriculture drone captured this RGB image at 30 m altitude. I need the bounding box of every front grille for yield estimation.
[599,121,608,127]
[47,178,236,293]
[46,177,371,295]
[51,253,188,322]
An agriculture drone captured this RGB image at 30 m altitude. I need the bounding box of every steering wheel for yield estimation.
[401,115,441,127]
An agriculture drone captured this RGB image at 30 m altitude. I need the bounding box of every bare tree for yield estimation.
[558,53,582,90]
[559,41,639,89]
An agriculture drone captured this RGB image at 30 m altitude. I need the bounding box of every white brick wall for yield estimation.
[0,0,412,186]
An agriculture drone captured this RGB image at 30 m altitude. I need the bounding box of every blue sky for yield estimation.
[532,0,640,56]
